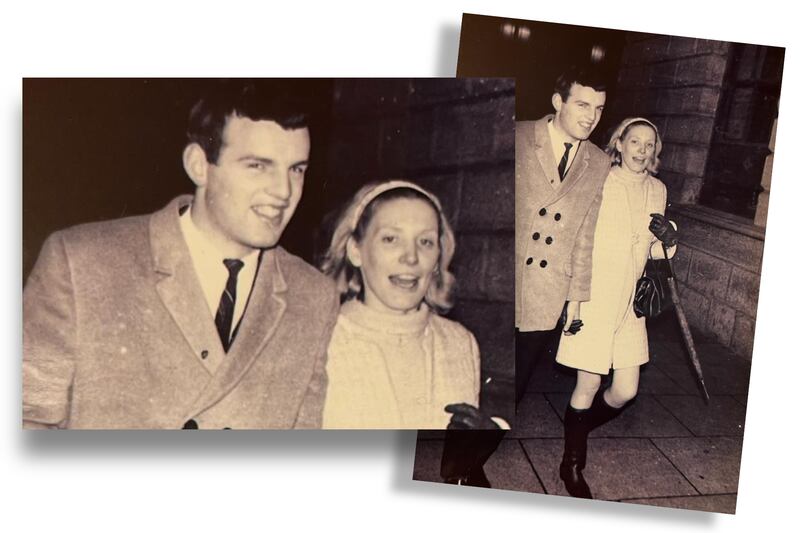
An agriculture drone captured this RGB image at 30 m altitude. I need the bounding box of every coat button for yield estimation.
[201,350,209,359]
[540,260,548,268]
[545,236,553,244]
[526,257,533,265]
[539,208,547,216]
[554,213,562,221]
[182,419,198,430]
[532,232,540,240]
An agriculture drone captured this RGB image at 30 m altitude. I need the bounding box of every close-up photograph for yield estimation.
[22,77,515,430]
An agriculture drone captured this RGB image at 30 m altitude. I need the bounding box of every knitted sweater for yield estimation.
[322,300,480,429]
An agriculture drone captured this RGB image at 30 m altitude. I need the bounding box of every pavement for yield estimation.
[413,310,751,514]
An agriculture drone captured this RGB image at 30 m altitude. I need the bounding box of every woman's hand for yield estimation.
[445,403,500,430]
[649,213,678,247]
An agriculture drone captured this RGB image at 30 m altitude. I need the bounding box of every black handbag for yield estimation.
[633,242,673,319]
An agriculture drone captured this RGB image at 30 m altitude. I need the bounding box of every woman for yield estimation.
[319,180,487,429]
[555,118,678,498]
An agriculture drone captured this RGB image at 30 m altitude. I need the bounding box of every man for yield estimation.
[515,65,611,496]
[23,80,338,429]
[442,65,611,486]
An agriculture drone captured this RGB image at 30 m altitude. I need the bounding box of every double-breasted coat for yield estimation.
[516,116,611,332]
[23,195,338,429]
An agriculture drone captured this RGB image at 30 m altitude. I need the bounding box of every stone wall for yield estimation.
[604,34,765,359]
[325,79,516,383]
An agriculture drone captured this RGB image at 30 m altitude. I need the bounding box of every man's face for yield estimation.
[196,116,310,257]
[553,83,606,143]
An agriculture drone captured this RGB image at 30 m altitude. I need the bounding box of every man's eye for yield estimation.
[290,166,307,175]
[247,162,265,170]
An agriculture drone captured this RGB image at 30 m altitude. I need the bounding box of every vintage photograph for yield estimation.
[22,78,515,430]
[414,14,784,514]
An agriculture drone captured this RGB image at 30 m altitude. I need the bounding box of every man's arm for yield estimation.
[293,287,339,429]
[23,233,77,429]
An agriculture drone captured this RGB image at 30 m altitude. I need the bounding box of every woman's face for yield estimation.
[349,197,440,315]
[616,123,657,174]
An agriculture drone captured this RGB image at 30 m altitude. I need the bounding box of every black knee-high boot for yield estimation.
[559,405,593,499]
[588,390,627,432]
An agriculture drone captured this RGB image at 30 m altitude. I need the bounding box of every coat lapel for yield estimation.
[549,141,590,206]
[532,117,561,206]
[184,248,289,418]
[150,195,219,376]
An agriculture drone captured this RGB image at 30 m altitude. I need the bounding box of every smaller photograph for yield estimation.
[22,78,515,430]
[414,14,784,514]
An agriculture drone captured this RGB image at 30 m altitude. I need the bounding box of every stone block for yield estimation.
[696,39,731,55]
[727,267,762,316]
[664,116,715,144]
[492,95,516,160]
[377,116,408,178]
[432,100,506,166]
[624,37,671,65]
[467,78,515,96]
[410,78,472,106]
[678,175,704,204]
[671,215,764,272]
[706,301,736,347]
[670,244,692,283]
[405,110,435,169]
[486,233,514,303]
[332,79,411,117]
[617,66,649,88]
[676,283,710,329]
[412,173,462,228]
[675,54,728,86]
[687,249,732,301]
[648,60,678,86]
[326,120,381,180]
[731,313,756,360]
[449,300,514,379]
[666,36,698,58]
[458,165,514,231]
[450,234,486,300]
[660,143,708,176]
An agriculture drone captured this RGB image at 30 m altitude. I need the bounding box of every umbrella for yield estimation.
[661,242,711,403]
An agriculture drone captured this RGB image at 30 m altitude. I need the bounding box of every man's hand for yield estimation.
[445,403,500,430]
[563,300,583,335]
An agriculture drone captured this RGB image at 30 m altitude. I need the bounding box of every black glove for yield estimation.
[559,301,583,335]
[649,213,678,247]
[445,403,500,430]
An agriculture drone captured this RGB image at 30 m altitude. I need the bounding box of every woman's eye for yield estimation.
[420,238,437,248]
[381,235,397,244]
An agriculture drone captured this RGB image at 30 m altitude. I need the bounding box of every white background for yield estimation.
[3,0,798,531]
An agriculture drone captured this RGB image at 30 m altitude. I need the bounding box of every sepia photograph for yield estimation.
[22,78,515,430]
[414,13,784,514]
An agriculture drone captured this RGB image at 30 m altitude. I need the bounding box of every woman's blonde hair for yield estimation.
[319,180,457,314]
[605,117,663,174]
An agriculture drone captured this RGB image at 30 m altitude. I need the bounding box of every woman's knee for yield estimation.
[608,381,638,404]
[574,372,602,397]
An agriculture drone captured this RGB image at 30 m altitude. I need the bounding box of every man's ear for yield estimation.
[552,92,563,113]
[183,143,209,187]
[345,237,362,268]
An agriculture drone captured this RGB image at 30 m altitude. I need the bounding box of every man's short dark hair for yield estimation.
[187,79,310,164]
[554,65,609,102]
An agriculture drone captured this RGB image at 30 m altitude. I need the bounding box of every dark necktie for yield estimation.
[557,142,573,181]
[215,259,244,353]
